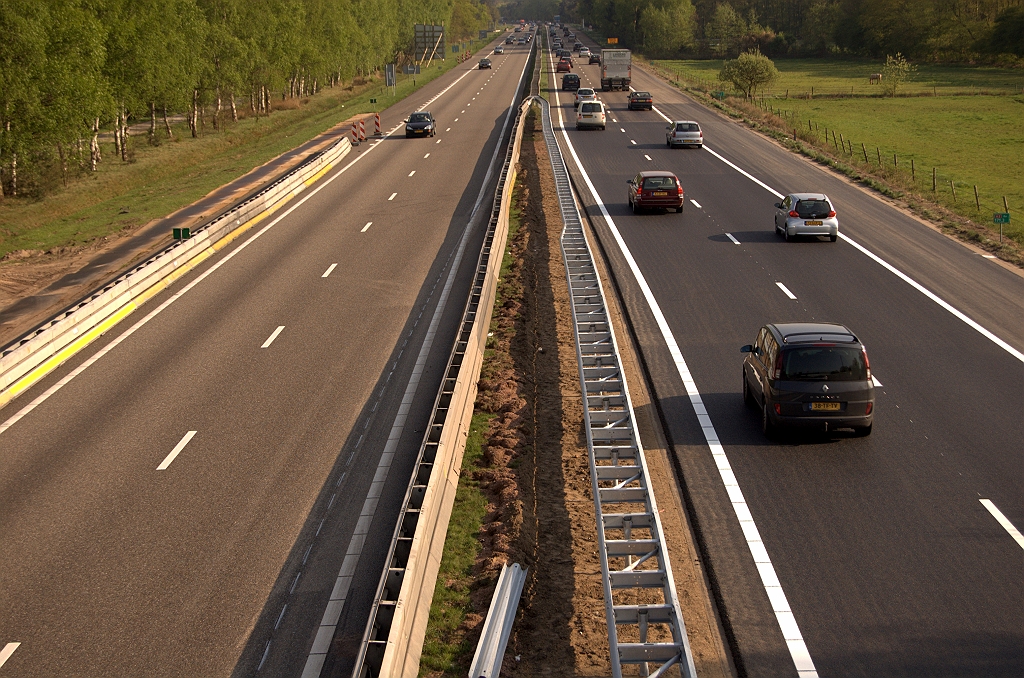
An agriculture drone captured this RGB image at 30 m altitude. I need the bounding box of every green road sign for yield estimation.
[172,227,191,240]
[993,212,1010,224]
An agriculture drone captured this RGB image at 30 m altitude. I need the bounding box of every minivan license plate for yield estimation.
[811,402,841,411]
[805,220,823,226]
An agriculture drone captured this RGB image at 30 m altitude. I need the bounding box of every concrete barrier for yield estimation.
[0,136,352,410]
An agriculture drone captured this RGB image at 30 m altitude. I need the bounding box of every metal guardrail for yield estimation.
[351,39,537,678]
[468,562,528,678]
[535,91,698,678]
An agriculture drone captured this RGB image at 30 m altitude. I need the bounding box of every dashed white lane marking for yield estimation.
[462,109,465,113]
[613,118,618,122]
[0,643,19,669]
[446,127,451,132]
[423,153,430,158]
[436,138,442,144]
[321,264,337,278]
[261,325,286,348]
[726,233,741,245]
[645,94,1024,364]
[776,282,798,300]
[980,499,1024,549]
[388,192,397,201]
[871,375,883,387]
[454,118,459,122]
[630,139,637,145]
[548,70,819,678]
[691,199,703,208]
[157,430,197,470]
[361,221,372,232]
[620,127,625,132]
[408,170,416,177]
[644,154,652,161]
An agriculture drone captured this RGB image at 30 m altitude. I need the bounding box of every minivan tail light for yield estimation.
[773,352,782,380]
[862,347,871,379]
[788,210,799,218]
[865,402,873,415]
[828,210,836,217]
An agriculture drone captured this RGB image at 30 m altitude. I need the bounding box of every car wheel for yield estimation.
[742,370,754,407]
[853,423,873,437]
[631,199,638,214]
[666,139,671,147]
[762,402,777,438]
[784,229,793,242]
[830,234,838,242]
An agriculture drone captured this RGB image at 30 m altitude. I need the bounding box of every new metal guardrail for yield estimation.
[536,91,698,678]
[0,136,352,412]
[468,562,528,678]
[350,39,537,678]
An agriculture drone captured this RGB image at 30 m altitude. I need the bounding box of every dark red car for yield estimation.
[627,171,685,213]
[556,58,572,72]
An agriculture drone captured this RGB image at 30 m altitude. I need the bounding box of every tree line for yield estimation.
[551,0,1024,61]
[0,0,497,198]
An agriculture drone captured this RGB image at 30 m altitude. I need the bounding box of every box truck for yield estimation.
[600,49,631,91]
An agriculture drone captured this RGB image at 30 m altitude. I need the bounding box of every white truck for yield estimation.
[600,49,631,91]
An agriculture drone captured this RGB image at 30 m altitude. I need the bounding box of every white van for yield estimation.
[576,101,607,130]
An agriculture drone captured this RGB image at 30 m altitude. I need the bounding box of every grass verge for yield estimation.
[0,35,494,261]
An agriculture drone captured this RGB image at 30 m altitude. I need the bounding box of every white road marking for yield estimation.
[612,118,618,122]
[157,431,197,470]
[776,282,798,300]
[454,118,459,122]
[980,499,1024,549]
[630,139,637,145]
[388,192,397,201]
[262,325,285,348]
[423,153,430,158]
[644,154,652,161]
[726,233,741,245]
[302,48,535,678]
[620,128,625,132]
[462,109,465,113]
[871,375,883,387]
[0,643,19,668]
[548,70,820,678]
[982,254,996,258]
[647,95,1024,365]
[361,221,372,232]
[446,127,451,132]
[321,264,337,278]
[408,170,416,177]
[436,138,441,144]
[690,199,703,209]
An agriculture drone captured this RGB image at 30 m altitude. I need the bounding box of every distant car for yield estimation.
[774,193,839,242]
[627,171,684,213]
[579,47,591,57]
[741,323,874,437]
[405,111,435,138]
[573,41,583,52]
[589,53,602,65]
[666,120,703,148]
[627,91,653,110]
[518,36,527,44]
[493,45,503,54]
[574,87,598,108]
[561,73,580,90]
[556,58,572,72]
[576,101,607,130]
[479,58,492,69]
[506,36,515,44]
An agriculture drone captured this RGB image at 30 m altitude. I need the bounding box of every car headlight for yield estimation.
[406,124,413,130]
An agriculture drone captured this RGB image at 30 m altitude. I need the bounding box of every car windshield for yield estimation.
[409,113,430,123]
[781,346,866,381]
[643,176,676,189]
[796,199,832,217]
[581,103,601,113]
[675,123,699,132]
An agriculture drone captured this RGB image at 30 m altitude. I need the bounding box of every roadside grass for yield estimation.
[418,411,494,676]
[763,95,1024,243]
[654,58,1024,97]
[0,36,494,261]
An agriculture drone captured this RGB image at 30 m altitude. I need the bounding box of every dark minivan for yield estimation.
[741,322,874,436]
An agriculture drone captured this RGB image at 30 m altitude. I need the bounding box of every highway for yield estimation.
[547,31,1024,678]
[0,36,533,677]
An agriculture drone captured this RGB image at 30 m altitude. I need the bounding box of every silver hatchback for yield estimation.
[774,193,839,242]
[666,120,702,148]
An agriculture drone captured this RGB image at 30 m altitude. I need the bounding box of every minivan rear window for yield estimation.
[581,103,601,113]
[781,346,866,381]
[675,123,699,132]
[796,199,832,218]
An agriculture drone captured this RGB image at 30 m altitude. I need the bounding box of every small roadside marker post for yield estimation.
[994,211,1009,243]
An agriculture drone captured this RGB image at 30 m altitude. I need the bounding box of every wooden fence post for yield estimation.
[951,181,957,203]
[863,143,868,163]
[974,185,980,211]
[877,147,882,166]
[932,167,937,192]
[911,158,915,181]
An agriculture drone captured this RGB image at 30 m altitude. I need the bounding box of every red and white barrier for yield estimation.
[358,119,366,141]
[375,113,381,136]
[351,121,359,145]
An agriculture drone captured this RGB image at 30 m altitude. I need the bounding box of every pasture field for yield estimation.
[653,58,1024,97]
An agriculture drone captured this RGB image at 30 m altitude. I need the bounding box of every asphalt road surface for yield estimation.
[0,37,532,677]
[547,31,1023,678]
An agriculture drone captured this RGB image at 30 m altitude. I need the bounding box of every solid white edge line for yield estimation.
[321,264,337,278]
[302,45,534,678]
[0,643,19,669]
[776,282,798,300]
[550,54,820,678]
[157,430,197,470]
[980,499,1024,550]
[261,325,285,348]
[0,68,470,438]
[650,98,1023,364]
[361,222,372,232]
[726,232,740,245]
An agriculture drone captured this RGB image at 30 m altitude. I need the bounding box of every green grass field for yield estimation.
[654,58,1024,97]
[0,34,496,261]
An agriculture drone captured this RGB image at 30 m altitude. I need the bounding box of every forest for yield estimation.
[0,0,497,198]
[501,0,1024,61]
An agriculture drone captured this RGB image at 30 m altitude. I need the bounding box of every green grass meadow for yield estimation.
[0,34,497,261]
[652,58,1024,244]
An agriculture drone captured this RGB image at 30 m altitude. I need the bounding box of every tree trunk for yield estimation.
[120,107,129,161]
[250,90,256,114]
[190,89,199,138]
[114,111,122,158]
[229,93,237,122]
[163,106,173,139]
[149,102,157,142]
[90,117,101,171]
[10,153,16,196]
[57,142,68,187]
[214,88,221,130]
[266,86,272,113]
[77,136,85,169]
